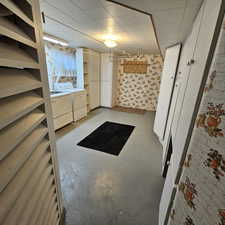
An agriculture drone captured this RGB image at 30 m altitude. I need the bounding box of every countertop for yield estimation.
[50,88,85,99]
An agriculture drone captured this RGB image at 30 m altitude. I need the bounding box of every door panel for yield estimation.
[90,81,100,109]
[172,0,222,182]
[154,44,181,142]
[171,3,204,141]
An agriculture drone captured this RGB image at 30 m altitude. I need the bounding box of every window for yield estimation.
[45,42,76,90]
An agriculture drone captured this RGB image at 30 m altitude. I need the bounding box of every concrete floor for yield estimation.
[56,108,164,225]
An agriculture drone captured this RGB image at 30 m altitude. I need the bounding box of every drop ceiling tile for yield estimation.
[83,7,113,20]
[71,0,103,10]
[44,0,87,20]
[105,3,141,17]
[43,17,106,51]
[41,2,79,28]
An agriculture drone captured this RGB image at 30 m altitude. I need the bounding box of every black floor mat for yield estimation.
[77,121,135,156]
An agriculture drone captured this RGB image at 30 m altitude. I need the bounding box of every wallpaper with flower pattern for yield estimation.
[168,24,225,225]
[116,54,163,111]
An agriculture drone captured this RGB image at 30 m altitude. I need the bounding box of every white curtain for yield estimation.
[45,42,76,90]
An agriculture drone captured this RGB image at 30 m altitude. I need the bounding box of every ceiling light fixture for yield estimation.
[104,39,117,48]
[43,34,69,46]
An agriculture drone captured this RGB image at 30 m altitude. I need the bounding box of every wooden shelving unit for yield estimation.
[0,0,63,224]
[0,0,34,27]
[0,109,46,160]
[0,68,42,98]
[76,48,91,112]
[83,49,91,112]
[0,91,44,129]
[0,124,48,192]
[0,17,36,48]
[0,41,39,69]
[0,139,50,223]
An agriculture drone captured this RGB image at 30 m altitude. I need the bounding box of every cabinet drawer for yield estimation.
[73,93,87,109]
[73,107,87,122]
[53,112,73,130]
[51,95,72,118]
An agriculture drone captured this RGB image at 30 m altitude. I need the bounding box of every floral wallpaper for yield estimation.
[116,54,163,111]
[168,24,225,225]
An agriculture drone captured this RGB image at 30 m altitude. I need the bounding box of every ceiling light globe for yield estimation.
[104,39,117,48]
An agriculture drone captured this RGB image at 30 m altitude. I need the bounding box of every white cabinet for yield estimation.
[89,81,100,109]
[51,94,73,130]
[76,48,100,111]
[51,90,88,129]
[72,90,87,121]
[100,53,118,108]
[53,112,73,130]
[89,51,100,81]
[89,50,100,110]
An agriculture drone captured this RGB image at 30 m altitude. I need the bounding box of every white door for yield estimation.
[172,0,222,182]
[171,4,204,142]
[159,1,223,224]
[161,9,203,172]
[159,163,176,225]
[154,44,181,142]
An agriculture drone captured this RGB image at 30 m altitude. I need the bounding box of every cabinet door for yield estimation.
[89,81,100,109]
[73,92,87,109]
[101,81,112,107]
[101,53,112,82]
[154,44,181,142]
[88,51,100,82]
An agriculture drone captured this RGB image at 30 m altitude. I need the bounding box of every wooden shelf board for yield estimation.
[0,0,34,27]
[28,181,55,225]
[25,0,32,5]
[0,68,42,98]
[0,140,50,223]
[0,124,48,193]
[37,194,57,225]
[0,4,13,16]
[32,190,55,225]
[47,203,58,225]
[0,91,44,130]
[0,109,46,160]
[3,166,53,225]
[0,17,36,48]
[19,174,54,225]
[0,41,39,69]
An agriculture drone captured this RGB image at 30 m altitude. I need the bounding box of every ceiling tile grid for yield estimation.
[40,0,159,53]
[40,0,203,54]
